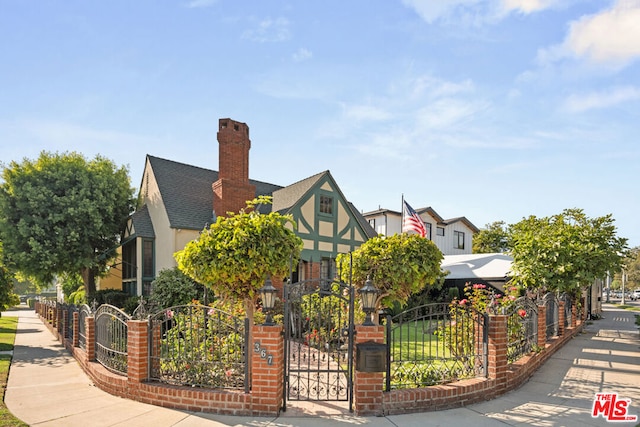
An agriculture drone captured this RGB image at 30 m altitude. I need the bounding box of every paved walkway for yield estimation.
[3,304,640,426]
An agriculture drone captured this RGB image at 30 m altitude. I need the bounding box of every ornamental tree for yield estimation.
[0,243,20,315]
[175,196,303,324]
[0,151,135,295]
[472,221,509,253]
[336,233,444,316]
[508,208,627,296]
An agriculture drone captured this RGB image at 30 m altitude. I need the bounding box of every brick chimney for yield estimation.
[212,118,256,217]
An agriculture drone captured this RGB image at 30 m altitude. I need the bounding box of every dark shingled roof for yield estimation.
[130,204,155,238]
[146,155,283,230]
[272,171,327,213]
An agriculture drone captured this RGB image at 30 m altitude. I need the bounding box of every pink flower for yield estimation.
[208,308,215,316]
[166,310,174,319]
[473,284,486,289]
[459,299,468,306]
[518,309,526,318]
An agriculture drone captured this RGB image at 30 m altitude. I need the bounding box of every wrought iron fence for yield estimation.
[148,304,249,390]
[506,297,538,363]
[385,302,488,391]
[543,292,559,340]
[64,303,78,341]
[95,304,130,375]
[78,304,92,350]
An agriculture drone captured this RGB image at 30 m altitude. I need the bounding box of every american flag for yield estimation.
[402,200,427,238]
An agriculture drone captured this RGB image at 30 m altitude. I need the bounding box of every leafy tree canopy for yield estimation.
[175,196,303,318]
[0,151,135,295]
[336,233,444,311]
[473,221,509,253]
[508,208,627,295]
[0,243,20,312]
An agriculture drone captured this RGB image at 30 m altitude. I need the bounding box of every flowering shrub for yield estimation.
[152,303,246,388]
[437,283,532,366]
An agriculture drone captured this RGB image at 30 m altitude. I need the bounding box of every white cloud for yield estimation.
[562,86,640,113]
[500,0,561,14]
[342,104,392,122]
[292,48,312,62]
[185,0,218,8]
[401,0,559,25]
[401,0,483,24]
[538,0,640,67]
[242,17,291,43]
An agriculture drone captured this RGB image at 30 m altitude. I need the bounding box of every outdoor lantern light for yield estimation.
[359,277,378,326]
[260,275,277,326]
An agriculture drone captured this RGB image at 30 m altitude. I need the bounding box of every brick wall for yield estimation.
[38,300,585,417]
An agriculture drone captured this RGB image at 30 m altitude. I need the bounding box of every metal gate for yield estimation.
[283,276,355,411]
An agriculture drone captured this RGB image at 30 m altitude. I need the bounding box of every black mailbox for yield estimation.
[356,341,387,372]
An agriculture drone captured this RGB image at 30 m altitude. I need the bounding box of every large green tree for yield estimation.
[0,151,134,295]
[473,221,509,253]
[175,197,303,324]
[0,243,20,314]
[508,208,627,295]
[336,233,444,316]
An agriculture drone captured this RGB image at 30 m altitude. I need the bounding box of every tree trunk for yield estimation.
[81,267,97,297]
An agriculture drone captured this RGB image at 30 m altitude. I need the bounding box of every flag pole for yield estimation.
[401,193,404,235]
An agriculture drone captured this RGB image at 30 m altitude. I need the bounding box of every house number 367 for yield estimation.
[253,341,273,366]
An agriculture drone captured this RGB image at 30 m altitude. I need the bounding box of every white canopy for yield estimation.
[442,253,513,281]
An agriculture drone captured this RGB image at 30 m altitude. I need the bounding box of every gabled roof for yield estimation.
[272,170,327,213]
[130,204,155,238]
[272,170,377,239]
[145,155,282,230]
[362,205,478,232]
[442,216,480,233]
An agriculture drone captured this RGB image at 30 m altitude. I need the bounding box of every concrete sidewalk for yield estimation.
[3,304,640,426]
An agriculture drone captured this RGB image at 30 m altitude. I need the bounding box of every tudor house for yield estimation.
[116,118,376,296]
[362,207,479,256]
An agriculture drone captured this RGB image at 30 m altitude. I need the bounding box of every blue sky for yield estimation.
[1,0,639,247]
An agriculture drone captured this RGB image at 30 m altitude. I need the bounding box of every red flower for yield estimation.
[518,309,526,318]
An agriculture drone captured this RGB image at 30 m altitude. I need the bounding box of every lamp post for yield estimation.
[359,277,378,326]
[259,275,277,326]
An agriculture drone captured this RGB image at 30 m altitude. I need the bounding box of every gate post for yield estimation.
[537,304,547,348]
[127,320,149,384]
[487,314,508,392]
[72,311,80,348]
[85,316,96,361]
[353,325,385,416]
[251,325,284,416]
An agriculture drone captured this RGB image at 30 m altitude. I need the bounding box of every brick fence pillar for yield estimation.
[63,308,70,341]
[127,320,149,383]
[571,302,577,328]
[251,325,284,416]
[72,311,79,348]
[353,325,385,416]
[488,314,508,392]
[537,304,547,348]
[86,316,96,361]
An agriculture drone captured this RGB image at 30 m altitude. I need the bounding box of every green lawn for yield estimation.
[0,316,28,427]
